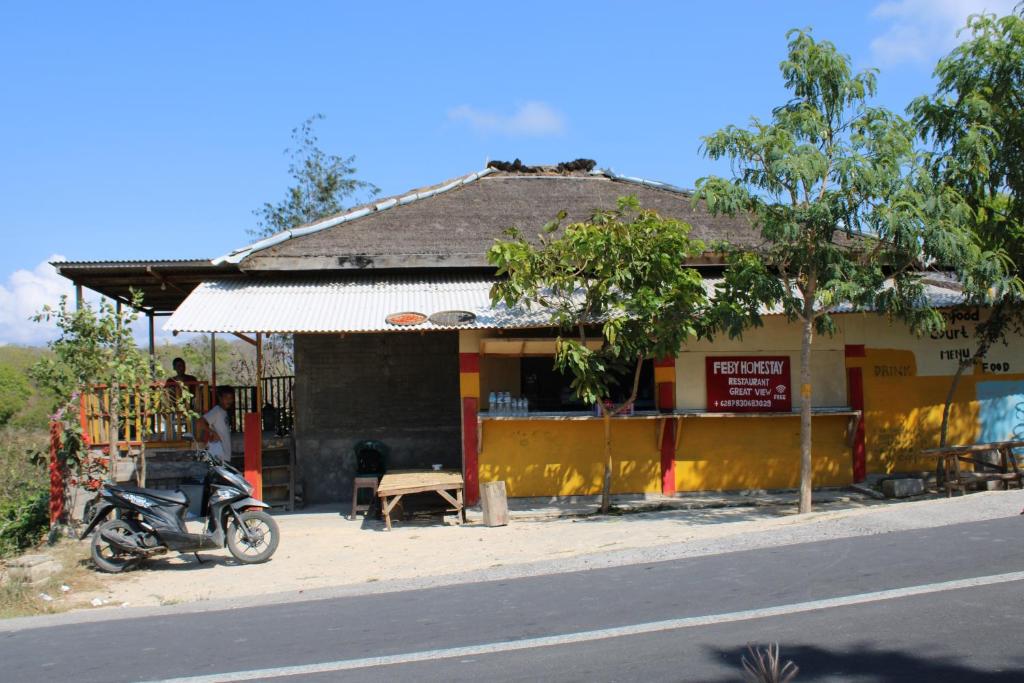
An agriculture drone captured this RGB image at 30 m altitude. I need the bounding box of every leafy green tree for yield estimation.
[0,365,30,427]
[251,114,379,238]
[31,292,190,491]
[250,114,377,373]
[694,30,987,513]
[489,197,711,512]
[908,5,1024,446]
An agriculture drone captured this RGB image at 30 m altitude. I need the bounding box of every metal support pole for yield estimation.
[256,332,263,426]
[75,284,83,311]
[210,333,217,392]
[110,298,123,483]
[147,312,155,356]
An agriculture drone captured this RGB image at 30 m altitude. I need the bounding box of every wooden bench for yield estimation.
[922,440,1024,497]
[376,470,466,531]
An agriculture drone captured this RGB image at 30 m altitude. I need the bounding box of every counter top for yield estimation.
[673,407,860,418]
[478,410,664,421]
[478,408,859,420]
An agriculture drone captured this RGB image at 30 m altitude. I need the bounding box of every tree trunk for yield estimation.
[939,301,1009,448]
[137,441,147,487]
[107,384,120,484]
[799,311,814,514]
[598,357,643,514]
[939,361,968,448]
[600,408,612,514]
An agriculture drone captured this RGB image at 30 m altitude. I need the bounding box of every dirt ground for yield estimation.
[63,489,1024,611]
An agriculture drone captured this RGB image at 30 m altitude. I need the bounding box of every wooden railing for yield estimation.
[80,381,212,447]
[230,376,295,435]
[81,375,296,447]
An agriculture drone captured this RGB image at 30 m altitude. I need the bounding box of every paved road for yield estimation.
[3,516,1023,682]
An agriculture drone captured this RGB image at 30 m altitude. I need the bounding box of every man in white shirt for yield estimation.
[198,387,235,462]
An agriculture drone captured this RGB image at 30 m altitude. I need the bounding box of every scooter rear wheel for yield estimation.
[226,510,280,564]
[91,519,139,573]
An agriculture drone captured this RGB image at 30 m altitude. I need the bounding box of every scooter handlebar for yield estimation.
[192,449,228,467]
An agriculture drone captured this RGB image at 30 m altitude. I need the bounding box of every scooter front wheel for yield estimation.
[91,519,139,573]
[226,510,280,564]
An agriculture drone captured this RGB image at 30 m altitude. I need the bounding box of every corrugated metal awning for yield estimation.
[164,276,550,333]
[165,274,967,335]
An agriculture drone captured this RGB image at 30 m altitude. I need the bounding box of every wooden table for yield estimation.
[377,470,466,531]
[922,440,1024,497]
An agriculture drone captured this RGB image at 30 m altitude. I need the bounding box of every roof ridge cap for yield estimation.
[594,168,695,195]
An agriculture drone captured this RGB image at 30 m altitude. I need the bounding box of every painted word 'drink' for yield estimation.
[706,355,792,412]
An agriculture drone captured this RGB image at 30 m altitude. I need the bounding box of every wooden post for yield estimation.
[845,345,867,483]
[480,480,509,527]
[461,398,479,505]
[256,332,263,423]
[210,333,217,393]
[243,332,264,499]
[243,413,263,499]
[109,300,122,484]
[655,357,676,495]
[459,352,481,505]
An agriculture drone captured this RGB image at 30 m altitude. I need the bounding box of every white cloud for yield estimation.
[0,255,77,345]
[0,256,179,347]
[870,0,1018,66]
[448,101,566,137]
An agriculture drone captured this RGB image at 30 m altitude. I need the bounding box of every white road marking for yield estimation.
[148,570,1024,683]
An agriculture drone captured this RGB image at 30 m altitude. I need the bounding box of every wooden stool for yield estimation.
[351,476,379,520]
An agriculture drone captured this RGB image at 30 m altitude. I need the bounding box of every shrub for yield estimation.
[0,426,49,556]
[0,365,30,427]
[0,490,48,558]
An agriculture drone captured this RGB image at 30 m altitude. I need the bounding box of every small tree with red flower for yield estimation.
[31,290,192,522]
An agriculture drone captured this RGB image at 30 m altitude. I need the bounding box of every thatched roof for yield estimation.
[229,167,760,272]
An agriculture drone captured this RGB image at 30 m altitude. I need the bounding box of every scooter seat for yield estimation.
[115,484,188,505]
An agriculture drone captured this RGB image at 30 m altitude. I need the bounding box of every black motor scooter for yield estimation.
[80,450,280,573]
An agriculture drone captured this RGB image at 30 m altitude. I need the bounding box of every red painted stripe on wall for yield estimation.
[243,413,263,499]
[847,367,867,482]
[661,420,676,495]
[461,397,480,505]
[657,381,675,412]
[459,353,480,373]
[844,344,866,358]
[657,381,676,494]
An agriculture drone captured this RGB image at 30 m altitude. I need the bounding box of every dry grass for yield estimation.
[0,539,103,619]
[742,643,799,683]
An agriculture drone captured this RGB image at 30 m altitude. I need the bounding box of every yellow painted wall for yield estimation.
[842,309,1021,377]
[466,308,1024,496]
[675,415,853,491]
[459,329,487,353]
[846,346,1024,473]
[842,311,1024,474]
[478,418,662,497]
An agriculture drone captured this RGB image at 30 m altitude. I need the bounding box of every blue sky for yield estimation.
[0,0,1016,344]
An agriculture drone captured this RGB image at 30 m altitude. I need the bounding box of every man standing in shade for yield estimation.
[198,387,235,463]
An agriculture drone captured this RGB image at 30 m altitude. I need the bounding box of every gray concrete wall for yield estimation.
[293,332,462,505]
